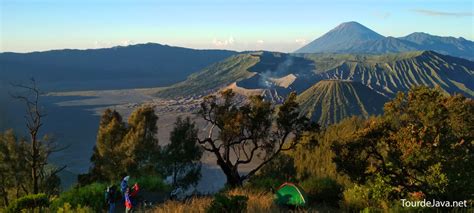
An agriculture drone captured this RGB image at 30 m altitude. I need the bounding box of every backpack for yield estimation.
[105,187,116,204]
[105,187,111,203]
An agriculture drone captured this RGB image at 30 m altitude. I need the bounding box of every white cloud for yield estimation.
[120,40,135,46]
[256,39,264,44]
[212,37,235,47]
[295,39,307,45]
[93,41,114,49]
[93,40,135,49]
[413,9,473,17]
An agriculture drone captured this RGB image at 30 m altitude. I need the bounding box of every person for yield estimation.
[121,175,130,196]
[124,183,140,213]
[105,185,118,213]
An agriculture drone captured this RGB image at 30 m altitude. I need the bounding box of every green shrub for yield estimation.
[129,175,170,192]
[246,177,282,191]
[342,175,400,211]
[300,177,342,205]
[5,193,50,213]
[207,194,248,213]
[57,202,94,213]
[50,182,107,212]
[342,184,372,211]
[360,207,384,213]
[246,154,296,191]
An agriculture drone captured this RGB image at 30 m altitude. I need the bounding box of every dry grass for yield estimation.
[151,196,212,213]
[150,188,333,213]
[227,188,278,212]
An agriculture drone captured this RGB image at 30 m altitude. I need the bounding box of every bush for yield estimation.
[129,175,170,192]
[207,194,248,213]
[247,154,297,192]
[246,177,282,191]
[300,177,342,205]
[5,193,50,213]
[342,175,400,211]
[56,202,94,213]
[50,182,107,212]
[342,184,372,211]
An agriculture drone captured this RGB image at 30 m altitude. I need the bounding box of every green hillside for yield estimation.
[297,80,388,126]
[155,50,473,126]
[309,51,474,98]
[155,53,259,98]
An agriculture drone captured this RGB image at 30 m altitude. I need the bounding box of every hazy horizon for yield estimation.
[1,0,473,53]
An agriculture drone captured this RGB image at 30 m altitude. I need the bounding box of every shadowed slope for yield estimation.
[296,22,473,61]
[0,43,237,91]
[295,21,383,53]
[399,32,474,60]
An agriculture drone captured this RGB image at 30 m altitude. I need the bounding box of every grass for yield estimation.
[151,188,339,213]
[152,197,213,213]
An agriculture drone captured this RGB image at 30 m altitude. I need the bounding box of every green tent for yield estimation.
[274,182,308,207]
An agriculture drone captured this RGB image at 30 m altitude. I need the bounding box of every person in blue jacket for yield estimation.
[105,185,119,213]
[121,175,130,196]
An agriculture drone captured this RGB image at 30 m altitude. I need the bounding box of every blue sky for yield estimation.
[1,0,473,52]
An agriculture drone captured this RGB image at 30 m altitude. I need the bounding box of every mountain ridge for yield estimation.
[295,22,474,61]
[157,50,474,99]
[0,43,238,91]
[155,50,473,125]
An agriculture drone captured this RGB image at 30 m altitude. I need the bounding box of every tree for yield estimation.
[332,87,474,200]
[121,105,160,175]
[88,109,127,182]
[10,79,65,195]
[247,153,296,190]
[292,116,363,185]
[86,105,160,182]
[0,130,29,206]
[162,117,202,193]
[197,89,312,187]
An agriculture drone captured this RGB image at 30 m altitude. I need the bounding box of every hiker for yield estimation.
[105,185,119,213]
[121,175,130,196]
[124,183,140,213]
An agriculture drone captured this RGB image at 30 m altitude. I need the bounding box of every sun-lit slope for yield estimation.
[297,80,388,126]
[156,51,474,100]
[156,51,316,99]
[155,53,260,98]
[310,51,474,98]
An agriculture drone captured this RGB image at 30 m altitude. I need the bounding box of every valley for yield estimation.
[11,47,469,192]
[1,20,473,210]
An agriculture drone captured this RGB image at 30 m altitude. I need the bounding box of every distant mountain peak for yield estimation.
[295,22,473,61]
[328,21,382,37]
[409,32,430,36]
[333,21,370,30]
[295,21,384,53]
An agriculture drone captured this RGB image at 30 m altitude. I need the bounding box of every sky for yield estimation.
[0,0,473,53]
